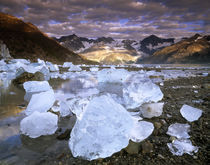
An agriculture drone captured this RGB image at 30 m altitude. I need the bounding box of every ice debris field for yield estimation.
[0,58,207,160]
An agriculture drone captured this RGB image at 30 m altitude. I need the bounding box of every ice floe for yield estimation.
[25,89,55,116]
[20,111,58,138]
[180,104,202,122]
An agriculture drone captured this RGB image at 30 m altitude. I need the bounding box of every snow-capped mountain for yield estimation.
[140,35,174,55]
[55,34,175,64]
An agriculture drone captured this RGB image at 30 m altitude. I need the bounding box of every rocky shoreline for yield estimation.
[34,75,210,165]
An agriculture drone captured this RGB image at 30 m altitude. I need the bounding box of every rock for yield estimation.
[12,72,44,85]
[57,129,71,140]
[202,83,210,89]
[125,141,140,155]
[180,104,202,122]
[20,111,58,138]
[154,122,162,129]
[141,141,153,154]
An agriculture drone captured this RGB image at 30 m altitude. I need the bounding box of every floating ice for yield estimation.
[68,65,82,72]
[20,111,58,138]
[97,68,130,83]
[63,62,73,68]
[59,101,72,117]
[167,123,190,139]
[25,89,55,116]
[130,121,154,143]
[180,104,202,122]
[140,103,164,118]
[23,81,51,93]
[167,139,198,156]
[67,97,90,120]
[123,75,163,109]
[46,61,59,72]
[90,67,99,72]
[69,95,133,160]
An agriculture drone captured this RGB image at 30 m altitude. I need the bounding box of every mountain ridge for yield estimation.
[0,12,92,64]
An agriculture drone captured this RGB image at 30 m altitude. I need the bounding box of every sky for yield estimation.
[0,0,209,40]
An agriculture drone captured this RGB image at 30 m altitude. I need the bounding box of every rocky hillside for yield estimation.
[140,35,174,55]
[145,34,210,63]
[0,12,89,64]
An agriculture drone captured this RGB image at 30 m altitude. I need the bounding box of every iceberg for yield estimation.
[130,121,154,143]
[180,104,202,122]
[69,95,133,160]
[46,61,59,72]
[25,89,55,116]
[23,81,52,93]
[63,62,73,68]
[167,139,198,156]
[97,68,130,83]
[123,75,163,109]
[90,67,99,72]
[20,111,58,138]
[140,103,164,118]
[167,123,190,139]
[68,65,82,72]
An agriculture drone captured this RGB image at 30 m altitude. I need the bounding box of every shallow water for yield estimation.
[0,64,209,164]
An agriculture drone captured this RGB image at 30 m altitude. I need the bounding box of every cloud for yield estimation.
[0,0,209,40]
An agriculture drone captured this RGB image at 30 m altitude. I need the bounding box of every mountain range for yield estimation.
[55,34,176,64]
[0,12,209,64]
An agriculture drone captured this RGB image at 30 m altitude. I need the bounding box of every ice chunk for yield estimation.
[167,139,198,156]
[167,123,190,139]
[67,97,90,120]
[140,103,164,118]
[69,95,133,160]
[59,101,72,117]
[123,75,163,109]
[63,62,73,68]
[180,104,202,122]
[20,111,58,138]
[130,121,154,143]
[46,61,59,72]
[90,67,99,72]
[25,89,55,116]
[23,81,51,93]
[68,65,82,72]
[97,68,130,83]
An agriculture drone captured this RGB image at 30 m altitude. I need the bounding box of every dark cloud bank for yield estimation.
[0,0,209,40]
